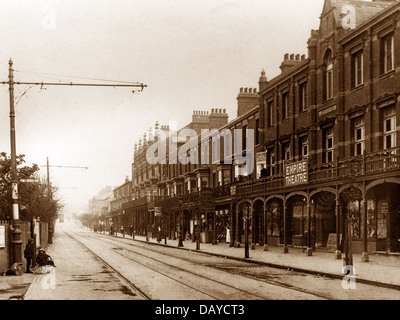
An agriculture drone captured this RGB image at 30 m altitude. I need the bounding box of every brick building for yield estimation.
[112,0,400,259]
[236,0,400,258]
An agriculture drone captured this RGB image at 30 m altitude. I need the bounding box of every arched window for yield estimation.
[323,50,334,101]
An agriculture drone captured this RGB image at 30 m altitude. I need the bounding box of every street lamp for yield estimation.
[177,198,184,247]
[244,207,249,259]
[196,210,200,250]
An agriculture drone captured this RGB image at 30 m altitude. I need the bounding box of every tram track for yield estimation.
[73,231,265,300]
[65,231,151,300]
[74,230,330,300]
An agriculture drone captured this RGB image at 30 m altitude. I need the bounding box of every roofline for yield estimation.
[258,59,310,96]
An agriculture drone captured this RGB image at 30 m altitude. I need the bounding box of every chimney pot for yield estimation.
[284,53,289,60]
[296,54,300,60]
[290,54,295,60]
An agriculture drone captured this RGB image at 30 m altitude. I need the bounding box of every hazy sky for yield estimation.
[0,0,323,213]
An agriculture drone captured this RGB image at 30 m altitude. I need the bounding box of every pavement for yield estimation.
[1,223,400,300]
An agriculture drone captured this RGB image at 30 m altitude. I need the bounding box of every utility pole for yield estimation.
[8,59,23,265]
[3,59,147,265]
[42,157,88,244]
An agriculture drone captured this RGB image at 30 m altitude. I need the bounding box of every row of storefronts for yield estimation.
[106,0,400,259]
[107,150,400,256]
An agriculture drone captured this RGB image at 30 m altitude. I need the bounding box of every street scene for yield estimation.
[0,0,400,309]
[5,221,400,301]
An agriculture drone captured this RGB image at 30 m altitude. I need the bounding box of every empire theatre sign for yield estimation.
[284,160,308,186]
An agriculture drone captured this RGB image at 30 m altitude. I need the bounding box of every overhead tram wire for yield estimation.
[2,58,148,264]
[13,69,144,86]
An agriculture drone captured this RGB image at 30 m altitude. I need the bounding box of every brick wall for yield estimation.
[0,220,49,274]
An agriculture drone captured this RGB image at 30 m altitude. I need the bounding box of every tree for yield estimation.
[0,152,63,221]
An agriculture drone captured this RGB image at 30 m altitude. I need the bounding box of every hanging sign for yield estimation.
[155,207,162,217]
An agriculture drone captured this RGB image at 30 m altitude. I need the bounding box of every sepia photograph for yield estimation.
[0,0,399,312]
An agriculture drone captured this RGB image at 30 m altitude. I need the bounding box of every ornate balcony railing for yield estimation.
[237,146,400,194]
[152,147,400,203]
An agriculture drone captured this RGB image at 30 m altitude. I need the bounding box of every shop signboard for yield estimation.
[155,207,162,217]
[284,160,308,186]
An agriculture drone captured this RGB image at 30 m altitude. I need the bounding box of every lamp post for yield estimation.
[306,199,313,256]
[196,209,200,250]
[212,210,217,245]
[244,207,249,259]
[177,198,184,247]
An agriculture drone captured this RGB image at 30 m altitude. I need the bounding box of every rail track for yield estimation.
[70,230,330,300]
[65,232,151,300]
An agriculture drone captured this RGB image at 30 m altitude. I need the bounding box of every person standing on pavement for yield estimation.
[24,238,35,273]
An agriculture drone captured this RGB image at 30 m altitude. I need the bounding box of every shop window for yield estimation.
[367,200,376,238]
[268,202,281,237]
[292,201,306,237]
[377,201,388,239]
[349,200,361,238]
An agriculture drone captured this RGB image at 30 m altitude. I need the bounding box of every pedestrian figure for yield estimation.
[260,164,268,178]
[24,238,35,273]
[121,225,124,237]
[129,225,134,237]
[36,248,55,267]
[110,223,114,235]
